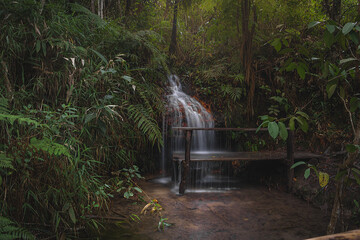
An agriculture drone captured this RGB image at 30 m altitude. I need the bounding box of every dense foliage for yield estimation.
[1,0,360,238]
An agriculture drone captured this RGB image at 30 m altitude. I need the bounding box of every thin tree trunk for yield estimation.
[1,61,13,101]
[164,0,171,19]
[91,0,96,13]
[40,0,46,14]
[98,0,104,19]
[327,119,360,234]
[240,0,257,119]
[169,0,179,59]
[125,0,132,16]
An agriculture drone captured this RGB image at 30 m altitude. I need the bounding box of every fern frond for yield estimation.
[127,104,163,147]
[29,137,71,158]
[0,113,43,128]
[0,153,14,170]
[220,84,244,102]
[0,216,35,240]
[0,97,9,114]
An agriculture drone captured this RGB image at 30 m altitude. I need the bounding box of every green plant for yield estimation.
[0,216,35,240]
[111,165,144,199]
[158,217,172,231]
[291,161,329,188]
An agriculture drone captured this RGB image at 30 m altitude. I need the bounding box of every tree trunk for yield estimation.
[169,0,179,60]
[322,0,341,21]
[1,61,13,101]
[164,0,171,19]
[125,0,132,16]
[327,119,360,234]
[240,0,257,119]
[98,0,104,19]
[91,0,96,13]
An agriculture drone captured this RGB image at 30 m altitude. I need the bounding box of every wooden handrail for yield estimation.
[172,127,268,131]
[176,127,295,195]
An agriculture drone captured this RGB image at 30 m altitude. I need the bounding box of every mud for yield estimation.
[102,180,329,240]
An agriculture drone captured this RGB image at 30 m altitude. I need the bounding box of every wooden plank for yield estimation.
[179,130,192,195]
[172,151,323,162]
[305,229,360,240]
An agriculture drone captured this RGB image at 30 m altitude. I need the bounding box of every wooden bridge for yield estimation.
[172,127,324,195]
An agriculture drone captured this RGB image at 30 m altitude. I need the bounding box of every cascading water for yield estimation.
[167,75,215,152]
[160,75,236,192]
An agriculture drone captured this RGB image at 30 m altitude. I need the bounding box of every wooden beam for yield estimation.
[179,130,192,195]
[172,127,269,132]
[287,130,295,192]
[305,229,360,240]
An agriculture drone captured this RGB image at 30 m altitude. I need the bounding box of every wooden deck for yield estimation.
[173,151,323,162]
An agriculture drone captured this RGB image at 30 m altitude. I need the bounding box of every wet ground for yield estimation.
[103,180,329,240]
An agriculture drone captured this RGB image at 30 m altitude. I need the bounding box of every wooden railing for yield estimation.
[171,127,295,195]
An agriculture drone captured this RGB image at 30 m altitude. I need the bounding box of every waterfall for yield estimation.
[166,75,215,152]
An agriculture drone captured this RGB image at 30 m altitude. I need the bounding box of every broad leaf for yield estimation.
[296,65,306,80]
[350,97,360,112]
[278,122,288,140]
[308,21,321,29]
[296,111,309,120]
[342,22,357,35]
[304,168,311,179]
[289,117,295,130]
[300,120,309,132]
[271,38,282,52]
[326,24,336,33]
[326,82,337,98]
[268,122,279,139]
[291,161,306,169]
[318,172,329,187]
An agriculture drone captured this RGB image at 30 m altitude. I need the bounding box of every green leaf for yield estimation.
[36,40,41,53]
[339,57,357,64]
[304,168,311,179]
[299,119,309,132]
[69,206,76,224]
[91,49,108,64]
[296,65,306,80]
[346,144,360,153]
[296,111,309,120]
[271,38,282,52]
[133,187,142,193]
[326,82,337,98]
[256,120,269,133]
[291,161,306,169]
[324,30,335,47]
[350,97,360,112]
[289,117,295,130]
[278,122,288,140]
[342,22,357,35]
[349,32,359,45]
[326,24,336,33]
[268,121,279,139]
[286,62,297,71]
[339,86,345,99]
[308,21,321,29]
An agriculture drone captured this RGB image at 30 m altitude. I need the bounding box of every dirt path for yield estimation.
[103,181,329,240]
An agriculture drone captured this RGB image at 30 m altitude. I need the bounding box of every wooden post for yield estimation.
[287,130,295,191]
[179,130,192,195]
